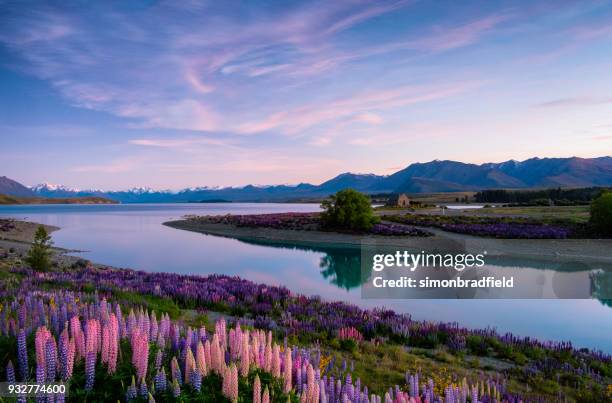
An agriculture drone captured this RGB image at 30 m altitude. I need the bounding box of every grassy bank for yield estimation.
[0,193,117,204]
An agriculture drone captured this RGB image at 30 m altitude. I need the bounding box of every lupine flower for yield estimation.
[190,368,202,392]
[35,326,52,380]
[45,337,57,382]
[262,386,270,403]
[131,329,149,381]
[85,350,96,391]
[17,328,28,381]
[6,360,16,383]
[172,378,181,398]
[283,347,292,393]
[155,368,167,393]
[126,376,137,401]
[138,380,148,398]
[253,374,261,403]
[171,356,182,385]
[196,341,208,376]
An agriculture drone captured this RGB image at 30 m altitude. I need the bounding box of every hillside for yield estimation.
[0,193,118,205]
[0,176,35,197]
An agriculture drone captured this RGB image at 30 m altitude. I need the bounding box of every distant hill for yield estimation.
[0,193,117,205]
[0,176,35,197]
[18,155,612,202]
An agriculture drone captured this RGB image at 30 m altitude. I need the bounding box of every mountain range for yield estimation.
[2,156,612,203]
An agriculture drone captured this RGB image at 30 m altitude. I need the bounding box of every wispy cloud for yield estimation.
[236,81,481,135]
[129,137,235,148]
[72,160,136,174]
[535,97,612,108]
[0,1,496,139]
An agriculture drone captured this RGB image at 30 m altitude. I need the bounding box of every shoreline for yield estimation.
[0,218,85,267]
[164,219,612,263]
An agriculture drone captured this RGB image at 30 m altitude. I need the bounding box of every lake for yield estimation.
[1,203,611,352]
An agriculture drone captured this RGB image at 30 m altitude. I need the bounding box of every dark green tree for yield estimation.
[25,225,53,271]
[590,191,612,236]
[320,188,378,231]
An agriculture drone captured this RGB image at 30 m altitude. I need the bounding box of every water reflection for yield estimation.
[231,236,612,302]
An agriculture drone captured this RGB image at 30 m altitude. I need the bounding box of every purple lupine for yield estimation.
[155,368,167,393]
[155,349,163,372]
[45,337,57,382]
[172,378,181,398]
[6,361,16,383]
[36,363,45,403]
[190,368,202,392]
[126,376,137,401]
[85,350,96,391]
[138,380,148,398]
[17,328,28,381]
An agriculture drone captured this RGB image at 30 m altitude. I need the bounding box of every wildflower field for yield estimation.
[0,260,611,402]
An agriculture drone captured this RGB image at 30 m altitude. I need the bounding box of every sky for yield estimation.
[1,0,612,190]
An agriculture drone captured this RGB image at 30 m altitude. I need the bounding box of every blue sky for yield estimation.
[1,0,612,190]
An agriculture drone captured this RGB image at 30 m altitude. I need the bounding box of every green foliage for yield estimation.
[320,189,378,231]
[25,225,53,272]
[590,191,612,236]
[114,290,181,319]
[339,338,358,353]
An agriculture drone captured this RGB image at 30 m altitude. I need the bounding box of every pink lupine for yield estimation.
[67,338,75,380]
[222,364,238,402]
[101,325,110,364]
[240,336,250,377]
[222,366,230,398]
[196,341,207,376]
[215,318,227,351]
[184,348,195,386]
[283,347,292,393]
[107,314,119,374]
[204,340,212,372]
[264,340,272,372]
[210,334,224,374]
[131,329,149,381]
[70,316,85,360]
[229,363,239,402]
[253,374,262,403]
[35,326,52,379]
[338,327,363,342]
[251,334,261,369]
[262,386,270,403]
[272,344,281,378]
[85,319,101,355]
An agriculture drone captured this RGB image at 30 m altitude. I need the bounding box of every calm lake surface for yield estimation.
[2,203,611,352]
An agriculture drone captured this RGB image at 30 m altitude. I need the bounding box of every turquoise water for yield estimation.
[1,203,611,352]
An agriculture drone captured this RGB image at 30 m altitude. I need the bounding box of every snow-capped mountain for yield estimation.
[3,156,610,203]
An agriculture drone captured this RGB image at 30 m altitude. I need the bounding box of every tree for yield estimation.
[25,225,53,271]
[320,188,378,231]
[590,191,612,236]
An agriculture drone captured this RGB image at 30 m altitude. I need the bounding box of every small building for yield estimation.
[387,193,411,207]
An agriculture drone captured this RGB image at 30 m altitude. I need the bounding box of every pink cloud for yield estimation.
[237,80,481,135]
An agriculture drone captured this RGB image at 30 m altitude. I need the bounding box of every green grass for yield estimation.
[474,205,590,224]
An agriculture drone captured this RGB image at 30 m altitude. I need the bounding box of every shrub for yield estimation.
[25,225,53,272]
[320,189,378,231]
[590,191,612,236]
